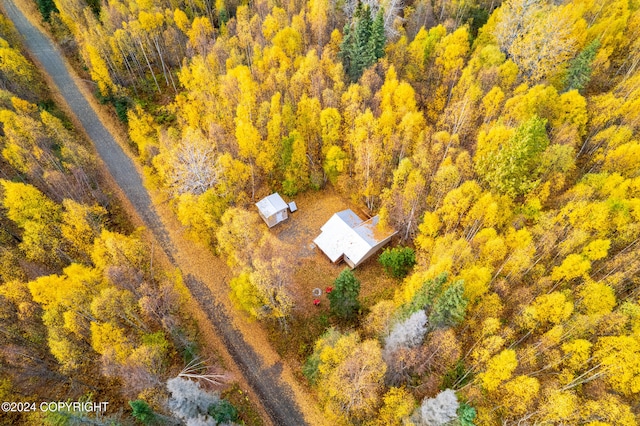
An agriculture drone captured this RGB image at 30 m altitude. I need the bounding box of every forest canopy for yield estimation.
[18,0,640,423]
[0,11,235,425]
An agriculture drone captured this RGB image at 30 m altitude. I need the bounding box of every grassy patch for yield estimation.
[267,312,330,363]
[102,194,137,234]
[354,259,399,310]
[222,383,264,426]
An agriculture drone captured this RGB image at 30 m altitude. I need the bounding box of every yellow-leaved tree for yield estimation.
[478,349,518,392]
[306,330,386,425]
[0,180,63,265]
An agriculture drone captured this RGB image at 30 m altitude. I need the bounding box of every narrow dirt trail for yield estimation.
[1,2,318,424]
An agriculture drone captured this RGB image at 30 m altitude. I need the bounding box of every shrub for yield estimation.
[457,402,477,426]
[209,399,238,424]
[129,400,155,424]
[379,247,416,278]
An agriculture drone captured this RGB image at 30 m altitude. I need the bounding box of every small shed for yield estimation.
[313,209,397,268]
[256,193,289,228]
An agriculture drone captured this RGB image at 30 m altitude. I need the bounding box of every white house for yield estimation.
[314,209,397,268]
[256,193,289,228]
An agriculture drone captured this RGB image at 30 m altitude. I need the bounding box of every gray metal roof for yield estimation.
[255,193,288,217]
[335,209,363,227]
[314,209,396,266]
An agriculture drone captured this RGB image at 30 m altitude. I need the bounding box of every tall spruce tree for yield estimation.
[430,280,468,327]
[340,3,386,82]
[370,9,386,62]
[565,39,600,93]
[328,268,361,320]
[353,3,373,80]
[340,23,355,81]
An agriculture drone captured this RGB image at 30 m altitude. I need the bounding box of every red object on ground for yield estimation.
[325,286,333,294]
[313,299,321,306]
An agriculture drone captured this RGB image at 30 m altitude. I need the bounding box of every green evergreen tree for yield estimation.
[339,23,355,81]
[129,400,156,425]
[369,9,386,61]
[209,400,238,424]
[86,0,101,17]
[565,39,600,93]
[353,3,373,80]
[398,272,448,319]
[339,3,385,82]
[328,268,361,320]
[35,0,58,22]
[430,280,468,327]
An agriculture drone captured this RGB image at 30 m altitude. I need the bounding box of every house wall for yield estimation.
[276,209,288,223]
[258,211,275,227]
[263,208,288,228]
[344,255,355,268]
[352,234,395,268]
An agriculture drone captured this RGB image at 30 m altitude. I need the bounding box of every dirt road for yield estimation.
[1,2,311,424]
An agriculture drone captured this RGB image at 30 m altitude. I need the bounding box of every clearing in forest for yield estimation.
[271,189,397,317]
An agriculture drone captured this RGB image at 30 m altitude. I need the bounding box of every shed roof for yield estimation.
[313,209,396,266]
[255,193,288,218]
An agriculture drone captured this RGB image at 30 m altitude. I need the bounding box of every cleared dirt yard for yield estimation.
[267,188,399,364]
